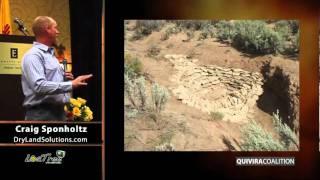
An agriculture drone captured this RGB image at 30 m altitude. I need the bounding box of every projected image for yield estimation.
[124,20,299,151]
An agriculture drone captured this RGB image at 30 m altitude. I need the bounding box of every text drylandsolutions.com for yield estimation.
[15,125,88,135]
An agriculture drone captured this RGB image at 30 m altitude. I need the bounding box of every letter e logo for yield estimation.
[10,48,18,58]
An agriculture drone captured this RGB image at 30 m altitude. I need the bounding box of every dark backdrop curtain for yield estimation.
[69,0,102,121]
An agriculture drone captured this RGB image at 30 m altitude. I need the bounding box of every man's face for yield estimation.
[47,20,60,46]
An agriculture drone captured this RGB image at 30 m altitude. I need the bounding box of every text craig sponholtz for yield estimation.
[15,125,87,135]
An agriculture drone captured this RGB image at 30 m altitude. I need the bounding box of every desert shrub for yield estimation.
[290,30,299,53]
[279,28,299,55]
[130,27,151,41]
[209,111,224,121]
[240,110,298,151]
[240,120,285,151]
[151,83,170,113]
[125,108,139,119]
[278,32,299,55]
[272,20,299,55]
[154,142,175,151]
[124,63,135,79]
[131,20,165,40]
[124,57,170,114]
[147,45,161,57]
[214,20,298,55]
[265,20,278,24]
[161,26,181,41]
[231,20,281,54]
[135,77,147,109]
[136,20,165,31]
[183,30,195,42]
[272,109,298,149]
[174,20,211,31]
[215,20,235,42]
[288,20,299,34]
[124,73,137,107]
[198,24,216,40]
[124,75,148,110]
[274,20,291,41]
[124,54,143,77]
[161,20,216,41]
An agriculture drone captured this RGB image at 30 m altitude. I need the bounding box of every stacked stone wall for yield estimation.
[165,54,264,122]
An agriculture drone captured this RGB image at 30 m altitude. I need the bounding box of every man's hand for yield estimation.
[72,74,93,89]
[65,72,74,80]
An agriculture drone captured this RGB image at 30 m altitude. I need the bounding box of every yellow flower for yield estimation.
[77,97,87,105]
[68,97,93,121]
[70,98,81,108]
[83,106,91,114]
[64,105,68,112]
[83,106,93,121]
[84,114,93,121]
[72,107,81,117]
[70,98,76,103]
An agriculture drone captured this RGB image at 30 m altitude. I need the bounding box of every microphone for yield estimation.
[62,59,68,81]
[14,17,29,36]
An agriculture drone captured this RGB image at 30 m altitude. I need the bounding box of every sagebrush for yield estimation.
[124,55,170,114]
[131,20,165,40]
[240,110,298,151]
[151,83,170,113]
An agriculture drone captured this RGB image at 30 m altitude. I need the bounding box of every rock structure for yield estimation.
[165,54,264,123]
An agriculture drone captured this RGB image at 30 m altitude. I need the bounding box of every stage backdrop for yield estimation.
[9,0,72,62]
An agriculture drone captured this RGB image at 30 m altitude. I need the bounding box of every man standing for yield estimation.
[21,16,92,120]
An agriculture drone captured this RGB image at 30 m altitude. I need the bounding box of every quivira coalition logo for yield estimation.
[25,150,66,164]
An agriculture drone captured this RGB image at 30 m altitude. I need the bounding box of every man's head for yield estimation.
[32,16,60,46]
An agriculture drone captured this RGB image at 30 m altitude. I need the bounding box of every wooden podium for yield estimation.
[0,35,34,120]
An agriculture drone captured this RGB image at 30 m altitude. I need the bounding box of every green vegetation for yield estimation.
[151,83,170,113]
[240,120,285,151]
[209,111,224,121]
[272,110,299,149]
[198,23,216,40]
[215,20,235,42]
[160,26,181,41]
[173,20,213,31]
[124,54,170,114]
[124,54,143,78]
[154,142,175,151]
[273,20,299,54]
[127,20,299,56]
[124,74,147,110]
[232,20,281,54]
[124,54,147,110]
[240,110,298,151]
[130,20,165,40]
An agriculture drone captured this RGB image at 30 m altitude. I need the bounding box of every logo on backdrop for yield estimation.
[25,150,66,164]
[10,48,18,58]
